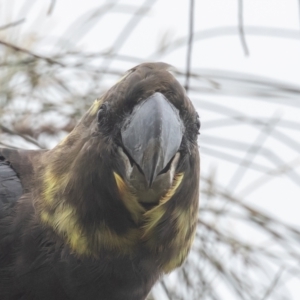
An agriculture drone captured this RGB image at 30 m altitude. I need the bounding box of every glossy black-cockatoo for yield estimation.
[0,62,200,300]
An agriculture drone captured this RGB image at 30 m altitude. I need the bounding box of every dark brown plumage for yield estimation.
[0,62,200,300]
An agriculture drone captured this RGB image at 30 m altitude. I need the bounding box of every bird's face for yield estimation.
[91,63,200,210]
[38,63,200,267]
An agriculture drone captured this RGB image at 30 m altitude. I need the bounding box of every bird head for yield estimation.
[80,62,200,211]
[38,63,200,268]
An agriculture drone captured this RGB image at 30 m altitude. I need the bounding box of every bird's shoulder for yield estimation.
[0,159,22,219]
[0,148,45,217]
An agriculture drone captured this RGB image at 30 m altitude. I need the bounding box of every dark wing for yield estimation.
[0,148,45,218]
[0,159,22,218]
[0,149,46,298]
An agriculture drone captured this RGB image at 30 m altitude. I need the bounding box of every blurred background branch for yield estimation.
[184,0,194,92]
[0,19,26,31]
[1,0,300,299]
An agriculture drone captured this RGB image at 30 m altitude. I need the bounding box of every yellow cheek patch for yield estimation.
[94,223,139,252]
[161,205,198,273]
[40,168,189,261]
[162,251,188,273]
[42,169,69,207]
[40,203,89,255]
[40,201,138,256]
[142,173,184,241]
[113,172,185,248]
[40,170,140,256]
[113,172,145,224]
[42,169,58,206]
[172,207,193,246]
[140,172,198,273]
[159,173,184,205]
[142,205,166,241]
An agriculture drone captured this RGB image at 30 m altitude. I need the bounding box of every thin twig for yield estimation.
[0,141,19,149]
[0,125,44,149]
[185,0,195,92]
[261,267,285,300]
[238,0,249,56]
[150,25,300,58]
[47,0,56,15]
[227,112,282,191]
[240,157,300,197]
[0,19,26,31]
[0,40,65,67]
[60,0,120,46]
[96,0,157,83]
[160,280,172,300]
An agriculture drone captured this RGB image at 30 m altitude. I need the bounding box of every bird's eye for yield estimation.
[97,103,108,123]
[196,113,201,132]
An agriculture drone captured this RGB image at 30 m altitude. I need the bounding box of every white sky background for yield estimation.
[1,0,300,299]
